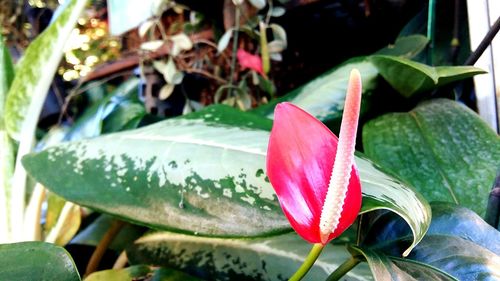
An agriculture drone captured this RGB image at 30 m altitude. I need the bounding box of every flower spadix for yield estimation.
[266,69,362,245]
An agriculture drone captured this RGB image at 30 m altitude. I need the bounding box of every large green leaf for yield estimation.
[361,203,500,280]
[0,241,80,281]
[252,36,434,127]
[251,57,378,128]
[349,246,456,281]
[407,236,500,280]
[4,0,88,140]
[127,232,372,281]
[356,156,430,257]
[24,105,288,237]
[371,55,485,97]
[363,99,500,216]
[23,105,430,253]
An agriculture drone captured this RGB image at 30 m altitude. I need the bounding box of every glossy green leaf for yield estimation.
[374,35,428,59]
[24,105,288,237]
[0,242,80,281]
[252,35,432,125]
[363,99,500,216]
[349,246,456,281]
[362,203,500,256]
[23,105,430,253]
[127,232,372,281]
[357,155,430,256]
[407,236,500,280]
[371,55,485,97]
[252,57,378,128]
[4,0,88,140]
[361,203,500,280]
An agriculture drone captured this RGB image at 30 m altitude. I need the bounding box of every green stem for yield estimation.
[427,0,437,65]
[289,243,324,281]
[325,257,360,281]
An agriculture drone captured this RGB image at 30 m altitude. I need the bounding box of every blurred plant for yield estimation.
[215,0,287,110]
[59,14,121,81]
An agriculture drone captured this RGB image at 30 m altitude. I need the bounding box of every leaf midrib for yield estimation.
[123,133,267,156]
[409,111,458,204]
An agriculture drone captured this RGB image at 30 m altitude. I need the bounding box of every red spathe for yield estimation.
[266,103,362,244]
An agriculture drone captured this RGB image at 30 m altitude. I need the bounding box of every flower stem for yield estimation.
[325,257,360,281]
[289,243,324,281]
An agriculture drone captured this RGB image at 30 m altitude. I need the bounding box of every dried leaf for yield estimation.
[140,40,164,51]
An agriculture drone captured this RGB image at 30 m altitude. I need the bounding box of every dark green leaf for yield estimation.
[23,105,430,254]
[374,35,429,59]
[24,105,288,237]
[349,246,456,281]
[357,155,431,256]
[362,203,500,256]
[371,55,485,97]
[127,232,372,281]
[0,242,80,281]
[408,235,500,280]
[363,99,500,215]
[361,203,500,280]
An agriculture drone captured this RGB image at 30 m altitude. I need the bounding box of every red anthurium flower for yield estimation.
[266,69,362,245]
[237,49,264,75]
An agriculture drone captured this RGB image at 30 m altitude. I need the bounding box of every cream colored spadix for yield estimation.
[319,69,362,244]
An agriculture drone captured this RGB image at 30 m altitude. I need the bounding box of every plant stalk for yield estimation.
[465,16,500,65]
[326,257,360,281]
[289,243,324,281]
[84,220,125,277]
[427,0,437,65]
[22,183,46,241]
